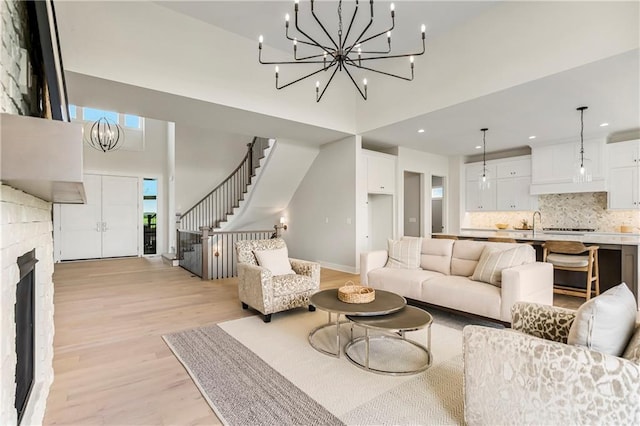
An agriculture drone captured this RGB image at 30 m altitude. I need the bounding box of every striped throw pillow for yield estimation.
[471,245,532,286]
[386,238,422,269]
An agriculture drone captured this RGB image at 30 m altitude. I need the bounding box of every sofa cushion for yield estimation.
[420,238,454,275]
[271,274,316,297]
[368,267,443,300]
[568,283,637,356]
[421,275,502,321]
[253,247,295,276]
[451,240,531,277]
[622,324,640,364]
[471,245,535,286]
[386,237,422,269]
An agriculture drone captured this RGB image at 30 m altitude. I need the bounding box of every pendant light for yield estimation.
[479,128,491,190]
[573,106,592,183]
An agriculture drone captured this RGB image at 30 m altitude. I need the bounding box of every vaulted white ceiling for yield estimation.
[56,1,640,156]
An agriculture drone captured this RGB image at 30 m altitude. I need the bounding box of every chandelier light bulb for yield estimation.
[316,80,320,88]
[387,31,391,39]
[293,38,297,46]
[363,78,367,86]
[421,24,426,33]
[295,0,299,4]
[410,56,414,63]
[275,66,279,74]
[390,3,395,11]
[285,13,290,22]
[259,35,263,43]
[482,175,487,183]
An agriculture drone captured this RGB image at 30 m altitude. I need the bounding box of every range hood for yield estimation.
[1,113,86,203]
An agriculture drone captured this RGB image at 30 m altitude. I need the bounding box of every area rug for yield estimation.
[163,308,486,425]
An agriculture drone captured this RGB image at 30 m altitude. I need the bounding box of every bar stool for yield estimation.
[488,237,517,243]
[542,241,600,301]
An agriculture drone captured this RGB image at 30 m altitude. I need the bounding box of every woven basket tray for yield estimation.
[338,283,375,304]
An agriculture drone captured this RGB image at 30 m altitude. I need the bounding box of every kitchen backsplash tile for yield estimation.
[466,192,639,233]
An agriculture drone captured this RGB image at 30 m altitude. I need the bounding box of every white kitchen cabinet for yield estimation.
[608,140,640,210]
[530,139,606,194]
[608,140,640,169]
[496,177,538,210]
[465,179,496,211]
[496,158,531,179]
[465,157,533,212]
[466,163,496,182]
[365,151,395,194]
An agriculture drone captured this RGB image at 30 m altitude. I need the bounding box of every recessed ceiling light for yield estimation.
[417,128,425,133]
[475,145,482,149]
[528,136,536,140]
[600,122,609,127]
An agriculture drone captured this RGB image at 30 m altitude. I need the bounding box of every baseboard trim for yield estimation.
[318,261,358,275]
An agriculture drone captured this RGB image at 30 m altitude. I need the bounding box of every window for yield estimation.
[124,114,141,128]
[83,107,118,123]
[143,179,158,255]
[432,187,443,199]
[68,104,77,119]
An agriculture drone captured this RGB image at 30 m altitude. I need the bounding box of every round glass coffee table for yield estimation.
[345,305,433,375]
[308,288,406,358]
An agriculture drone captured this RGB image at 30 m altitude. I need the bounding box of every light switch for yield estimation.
[409,217,417,223]
[325,217,329,224]
[346,217,352,224]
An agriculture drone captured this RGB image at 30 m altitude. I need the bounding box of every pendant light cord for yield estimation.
[580,108,585,168]
[481,128,488,177]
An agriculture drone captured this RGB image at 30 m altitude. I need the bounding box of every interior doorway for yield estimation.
[431,175,445,235]
[403,171,422,237]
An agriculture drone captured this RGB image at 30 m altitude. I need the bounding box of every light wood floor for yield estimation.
[43,256,582,425]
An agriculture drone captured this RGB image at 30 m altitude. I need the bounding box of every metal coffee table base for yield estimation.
[344,329,432,376]
[308,312,349,358]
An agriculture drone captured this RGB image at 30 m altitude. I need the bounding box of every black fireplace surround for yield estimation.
[15,249,37,425]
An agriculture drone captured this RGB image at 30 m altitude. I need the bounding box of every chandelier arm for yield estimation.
[343,0,375,56]
[341,64,367,100]
[310,0,339,50]
[295,8,337,58]
[316,65,341,102]
[354,38,425,61]
[345,16,395,55]
[286,26,335,54]
[259,48,329,65]
[340,0,360,50]
[346,60,413,81]
[294,52,334,61]
[277,63,336,90]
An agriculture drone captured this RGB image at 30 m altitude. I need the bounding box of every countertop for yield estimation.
[453,228,640,246]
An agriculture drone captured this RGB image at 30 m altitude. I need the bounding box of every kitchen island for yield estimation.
[437,229,640,309]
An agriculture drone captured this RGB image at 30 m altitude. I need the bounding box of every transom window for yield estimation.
[69,104,143,129]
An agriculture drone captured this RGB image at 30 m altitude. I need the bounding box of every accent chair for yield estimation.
[235,238,320,323]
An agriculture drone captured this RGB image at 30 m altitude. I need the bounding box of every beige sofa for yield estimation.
[360,238,553,323]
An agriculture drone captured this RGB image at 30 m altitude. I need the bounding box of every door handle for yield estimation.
[102,222,108,232]
[96,222,102,232]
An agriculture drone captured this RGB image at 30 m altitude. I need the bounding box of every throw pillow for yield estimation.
[567,282,637,356]
[386,237,422,269]
[253,247,295,276]
[471,245,532,286]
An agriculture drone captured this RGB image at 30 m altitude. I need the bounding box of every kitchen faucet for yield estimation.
[532,211,542,236]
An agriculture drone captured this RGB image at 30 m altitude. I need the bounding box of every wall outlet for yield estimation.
[346,217,352,225]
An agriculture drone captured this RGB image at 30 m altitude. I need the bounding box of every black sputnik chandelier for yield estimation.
[258,0,426,102]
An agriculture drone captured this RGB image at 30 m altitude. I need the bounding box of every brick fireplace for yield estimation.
[0,185,55,425]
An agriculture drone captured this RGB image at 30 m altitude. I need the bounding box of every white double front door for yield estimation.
[56,174,139,260]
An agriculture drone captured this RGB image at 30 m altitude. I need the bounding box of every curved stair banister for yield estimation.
[179,137,271,231]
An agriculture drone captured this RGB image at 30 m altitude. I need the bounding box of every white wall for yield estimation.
[395,147,449,237]
[175,125,249,214]
[356,1,640,133]
[285,136,359,272]
[55,1,357,134]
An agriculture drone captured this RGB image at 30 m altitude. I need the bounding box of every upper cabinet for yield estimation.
[607,140,640,210]
[364,150,395,194]
[530,139,606,194]
[465,156,536,212]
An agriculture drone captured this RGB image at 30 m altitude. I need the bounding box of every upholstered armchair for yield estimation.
[235,238,320,323]
[463,302,640,425]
